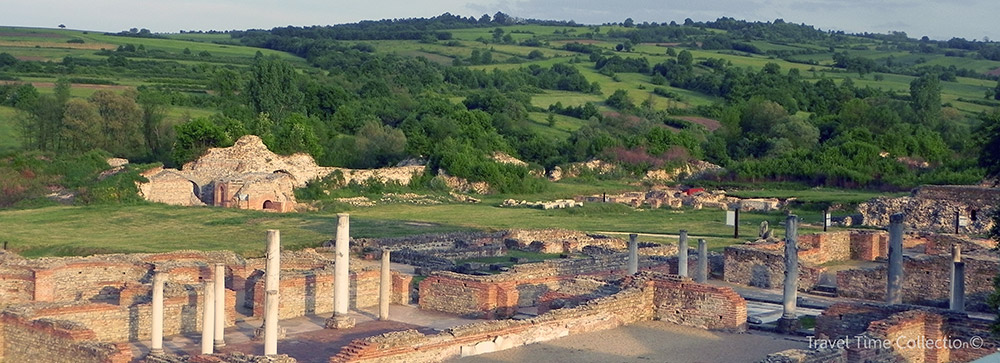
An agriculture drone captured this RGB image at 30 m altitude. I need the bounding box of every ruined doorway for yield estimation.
[263,200,276,210]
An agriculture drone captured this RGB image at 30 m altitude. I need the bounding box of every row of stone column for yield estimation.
[626,231,708,283]
[149,263,228,355]
[149,213,395,357]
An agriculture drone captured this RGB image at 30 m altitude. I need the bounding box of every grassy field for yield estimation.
[0,176,861,259]
[0,199,840,259]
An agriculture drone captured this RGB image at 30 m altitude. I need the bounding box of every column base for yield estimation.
[148,348,164,356]
[776,317,800,334]
[251,324,287,341]
[214,340,226,349]
[325,314,356,329]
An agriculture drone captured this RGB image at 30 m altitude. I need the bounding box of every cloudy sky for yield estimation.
[1,0,996,41]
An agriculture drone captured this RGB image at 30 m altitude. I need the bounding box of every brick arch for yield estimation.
[263,200,275,210]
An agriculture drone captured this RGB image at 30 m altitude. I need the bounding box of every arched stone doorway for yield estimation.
[263,200,275,210]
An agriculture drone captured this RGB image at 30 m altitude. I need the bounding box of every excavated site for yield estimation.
[3,137,999,363]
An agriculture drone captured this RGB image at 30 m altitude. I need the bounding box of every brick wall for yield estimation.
[10,284,236,343]
[791,302,996,363]
[649,273,747,331]
[418,254,669,318]
[835,254,997,310]
[248,268,409,319]
[798,231,851,264]
[0,313,131,363]
[0,266,34,308]
[850,231,888,261]
[33,261,151,302]
[334,273,745,362]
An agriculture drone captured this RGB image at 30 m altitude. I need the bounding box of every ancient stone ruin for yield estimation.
[859,185,1000,234]
[137,135,424,212]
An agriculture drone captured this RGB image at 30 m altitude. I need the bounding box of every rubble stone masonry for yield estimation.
[333,273,745,362]
[0,313,131,363]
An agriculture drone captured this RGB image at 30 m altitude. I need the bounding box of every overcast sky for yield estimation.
[1,0,996,41]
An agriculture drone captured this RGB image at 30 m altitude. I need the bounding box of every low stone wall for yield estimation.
[723,244,824,291]
[835,254,997,311]
[333,273,745,362]
[649,273,747,331]
[418,254,668,318]
[504,229,626,254]
[0,313,131,363]
[248,267,410,319]
[5,282,237,343]
[142,352,297,363]
[850,230,888,261]
[787,302,998,363]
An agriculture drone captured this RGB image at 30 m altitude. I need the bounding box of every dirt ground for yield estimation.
[455,320,808,363]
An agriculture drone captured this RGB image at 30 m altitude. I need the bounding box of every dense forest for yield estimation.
[2,13,1000,207]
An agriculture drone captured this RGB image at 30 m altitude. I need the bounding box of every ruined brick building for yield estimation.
[137,135,423,212]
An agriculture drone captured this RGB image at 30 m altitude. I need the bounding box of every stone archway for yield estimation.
[263,200,275,210]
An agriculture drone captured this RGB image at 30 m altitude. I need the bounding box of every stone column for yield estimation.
[677,230,688,277]
[264,289,278,356]
[886,213,904,304]
[778,215,800,333]
[213,263,225,348]
[379,249,391,320]
[628,233,639,275]
[149,272,165,356]
[696,239,708,283]
[950,261,966,312]
[200,280,215,355]
[951,244,965,312]
[326,213,356,329]
[254,230,282,340]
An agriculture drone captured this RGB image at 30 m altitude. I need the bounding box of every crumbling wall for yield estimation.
[504,229,626,254]
[418,254,668,318]
[0,313,131,363]
[248,267,410,319]
[807,302,996,363]
[858,185,1000,234]
[836,254,997,310]
[723,244,824,291]
[649,273,747,331]
[334,273,746,363]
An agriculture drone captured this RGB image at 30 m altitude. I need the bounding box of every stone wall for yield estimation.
[143,352,297,363]
[798,231,851,265]
[723,244,824,291]
[247,266,410,319]
[0,250,246,308]
[649,273,747,331]
[503,229,626,254]
[807,302,996,363]
[332,273,745,362]
[835,254,997,311]
[418,254,669,318]
[858,185,1000,235]
[137,135,425,211]
[0,313,131,363]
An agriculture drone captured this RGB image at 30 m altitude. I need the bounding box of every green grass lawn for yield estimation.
[0,177,861,259]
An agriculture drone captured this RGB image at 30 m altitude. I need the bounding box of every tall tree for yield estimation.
[978,110,1000,183]
[246,56,303,123]
[910,73,941,126]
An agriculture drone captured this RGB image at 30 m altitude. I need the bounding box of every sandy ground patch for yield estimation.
[455,320,808,363]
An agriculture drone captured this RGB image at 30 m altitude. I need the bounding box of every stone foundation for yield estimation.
[333,272,745,362]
